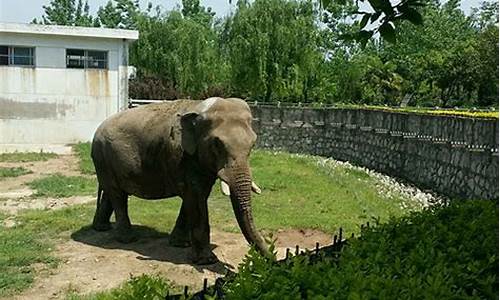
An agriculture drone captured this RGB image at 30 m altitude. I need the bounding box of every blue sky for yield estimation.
[0,0,484,23]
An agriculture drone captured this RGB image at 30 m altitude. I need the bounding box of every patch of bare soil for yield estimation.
[0,196,95,216]
[0,153,83,196]
[9,228,333,300]
[0,153,94,215]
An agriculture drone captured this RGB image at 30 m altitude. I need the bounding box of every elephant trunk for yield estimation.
[226,164,271,259]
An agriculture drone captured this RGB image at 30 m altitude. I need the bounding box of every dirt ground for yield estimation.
[0,153,333,299]
[0,154,94,217]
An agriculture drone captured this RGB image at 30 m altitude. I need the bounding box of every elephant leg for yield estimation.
[169,201,191,247]
[184,190,217,265]
[109,189,136,243]
[92,189,113,231]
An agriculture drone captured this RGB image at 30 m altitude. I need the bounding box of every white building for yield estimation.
[0,22,139,153]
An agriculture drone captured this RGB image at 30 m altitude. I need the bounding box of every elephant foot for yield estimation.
[92,221,112,232]
[169,234,192,248]
[115,229,138,244]
[191,248,219,265]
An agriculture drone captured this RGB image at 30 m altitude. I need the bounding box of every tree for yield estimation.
[224,0,322,102]
[96,0,141,29]
[33,0,95,26]
[181,0,216,26]
[130,7,227,99]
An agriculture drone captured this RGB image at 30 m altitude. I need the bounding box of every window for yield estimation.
[0,46,35,66]
[66,49,107,69]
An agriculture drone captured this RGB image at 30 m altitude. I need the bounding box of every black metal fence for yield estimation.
[165,226,352,300]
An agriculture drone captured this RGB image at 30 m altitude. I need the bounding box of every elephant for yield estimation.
[90,97,270,264]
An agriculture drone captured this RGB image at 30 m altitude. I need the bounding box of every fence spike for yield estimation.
[315,242,320,254]
[295,245,300,255]
[333,235,338,245]
[286,248,290,259]
[203,278,208,292]
[339,227,343,242]
[184,286,188,297]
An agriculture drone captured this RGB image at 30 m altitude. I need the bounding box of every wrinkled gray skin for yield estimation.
[91,97,270,264]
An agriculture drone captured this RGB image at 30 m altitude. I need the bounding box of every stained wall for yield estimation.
[0,32,129,153]
[251,106,499,200]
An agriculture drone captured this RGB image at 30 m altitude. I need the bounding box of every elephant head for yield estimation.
[180,97,271,258]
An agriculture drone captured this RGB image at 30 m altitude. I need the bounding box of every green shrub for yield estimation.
[224,200,499,299]
[68,274,171,300]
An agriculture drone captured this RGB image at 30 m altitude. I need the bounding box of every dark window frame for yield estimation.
[0,46,36,67]
[66,49,108,70]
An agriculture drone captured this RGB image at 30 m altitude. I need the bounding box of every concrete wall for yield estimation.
[250,106,499,200]
[0,33,130,153]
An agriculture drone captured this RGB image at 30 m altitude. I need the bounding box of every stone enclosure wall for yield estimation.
[250,105,499,200]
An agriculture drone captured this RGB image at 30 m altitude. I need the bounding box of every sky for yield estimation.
[0,0,484,23]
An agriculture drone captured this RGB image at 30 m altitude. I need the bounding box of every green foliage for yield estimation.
[320,0,424,44]
[33,0,95,26]
[224,200,499,299]
[73,143,95,174]
[319,0,499,107]
[0,167,32,179]
[96,0,140,29]
[378,0,499,107]
[32,0,498,107]
[224,0,322,102]
[129,4,226,99]
[68,274,171,300]
[27,174,96,198]
[0,152,57,163]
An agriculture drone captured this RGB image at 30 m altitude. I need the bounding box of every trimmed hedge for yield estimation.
[223,200,499,299]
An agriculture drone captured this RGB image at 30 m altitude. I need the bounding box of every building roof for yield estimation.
[0,22,139,40]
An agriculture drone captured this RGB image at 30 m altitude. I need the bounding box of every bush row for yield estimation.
[221,200,498,299]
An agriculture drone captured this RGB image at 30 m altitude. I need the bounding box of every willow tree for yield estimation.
[130,8,226,98]
[224,0,322,102]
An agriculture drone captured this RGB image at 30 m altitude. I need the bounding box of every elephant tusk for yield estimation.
[221,180,231,196]
[251,181,262,194]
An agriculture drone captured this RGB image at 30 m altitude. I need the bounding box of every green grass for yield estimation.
[0,167,32,179]
[26,174,97,198]
[0,213,57,297]
[1,148,425,297]
[0,152,57,163]
[73,143,95,175]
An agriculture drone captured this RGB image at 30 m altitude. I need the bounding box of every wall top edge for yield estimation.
[0,22,139,41]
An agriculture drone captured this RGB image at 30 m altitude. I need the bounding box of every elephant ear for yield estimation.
[180,112,199,155]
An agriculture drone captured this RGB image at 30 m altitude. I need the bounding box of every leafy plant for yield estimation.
[223,200,499,299]
[67,274,172,300]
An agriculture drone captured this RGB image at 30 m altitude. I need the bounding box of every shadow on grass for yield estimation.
[71,224,233,275]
